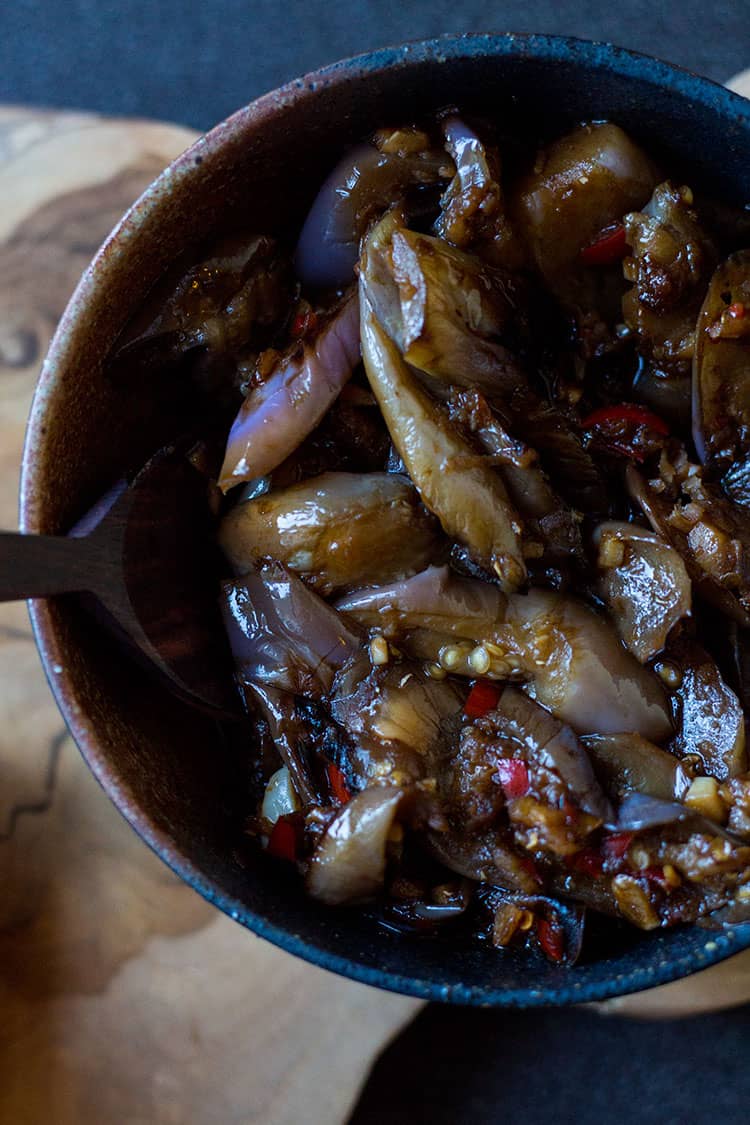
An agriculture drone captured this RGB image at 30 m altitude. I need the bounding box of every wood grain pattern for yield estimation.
[0,107,419,1125]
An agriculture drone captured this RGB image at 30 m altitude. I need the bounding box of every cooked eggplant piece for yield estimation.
[614,793,693,832]
[220,560,364,697]
[247,683,317,807]
[632,362,692,431]
[427,828,541,893]
[338,567,672,741]
[219,291,360,490]
[295,134,453,287]
[667,636,747,780]
[494,686,613,822]
[331,662,464,790]
[359,284,528,589]
[594,520,691,662]
[613,793,746,845]
[363,212,526,395]
[448,389,583,561]
[583,733,690,802]
[623,182,716,373]
[627,458,750,627]
[504,392,608,513]
[692,250,750,468]
[513,123,657,310]
[335,564,506,639]
[429,687,610,896]
[435,115,525,270]
[446,387,535,468]
[113,234,291,372]
[502,590,673,741]
[307,785,404,904]
[219,472,442,593]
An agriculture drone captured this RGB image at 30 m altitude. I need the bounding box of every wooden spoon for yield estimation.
[0,446,239,714]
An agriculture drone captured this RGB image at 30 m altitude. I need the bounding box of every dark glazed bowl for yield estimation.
[21,34,750,1006]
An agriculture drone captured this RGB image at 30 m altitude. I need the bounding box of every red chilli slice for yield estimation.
[567,848,604,879]
[494,759,530,800]
[536,917,565,962]
[291,308,318,338]
[642,866,674,892]
[602,832,634,861]
[580,223,628,266]
[464,680,501,719]
[581,403,669,436]
[326,761,352,805]
[266,815,300,862]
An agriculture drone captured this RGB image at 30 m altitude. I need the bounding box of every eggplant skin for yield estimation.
[306,786,404,905]
[219,292,361,490]
[667,637,747,781]
[594,521,692,663]
[502,590,673,743]
[219,472,442,594]
[220,560,363,697]
[627,460,750,628]
[513,123,657,293]
[338,567,672,744]
[693,249,750,468]
[295,139,452,288]
[582,733,690,803]
[359,281,528,591]
[623,182,716,377]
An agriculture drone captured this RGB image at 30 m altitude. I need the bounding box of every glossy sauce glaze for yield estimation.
[113,114,750,964]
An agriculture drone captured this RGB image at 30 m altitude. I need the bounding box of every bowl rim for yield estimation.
[20,31,750,1007]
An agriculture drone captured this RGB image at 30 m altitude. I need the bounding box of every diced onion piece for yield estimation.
[261,766,300,825]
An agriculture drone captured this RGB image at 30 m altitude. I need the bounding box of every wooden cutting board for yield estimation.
[2,87,750,1124]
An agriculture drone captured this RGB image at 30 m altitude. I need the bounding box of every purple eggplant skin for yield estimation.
[335,564,506,639]
[220,560,363,698]
[295,139,452,288]
[582,732,690,804]
[358,281,528,591]
[338,566,673,742]
[614,792,748,847]
[219,291,361,491]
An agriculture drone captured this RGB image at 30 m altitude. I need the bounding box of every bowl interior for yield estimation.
[21,34,750,1005]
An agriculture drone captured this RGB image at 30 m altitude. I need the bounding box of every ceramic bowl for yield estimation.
[21,33,750,1005]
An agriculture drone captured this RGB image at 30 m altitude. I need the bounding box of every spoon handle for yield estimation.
[0,531,99,601]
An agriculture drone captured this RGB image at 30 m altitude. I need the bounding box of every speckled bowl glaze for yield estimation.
[21,34,750,1006]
